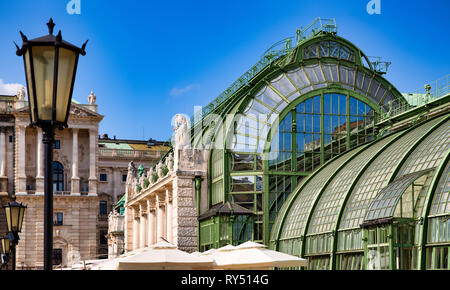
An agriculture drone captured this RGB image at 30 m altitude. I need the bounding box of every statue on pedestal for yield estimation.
[17,86,26,101]
[172,114,191,150]
[88,91,96,105]
[126,161,137,195]
[156,160,164,178]
[166,152,174,172]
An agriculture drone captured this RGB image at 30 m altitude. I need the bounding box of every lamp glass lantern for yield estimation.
[1,237,11,255]
[3,201,27,234]
[16,18,87,128]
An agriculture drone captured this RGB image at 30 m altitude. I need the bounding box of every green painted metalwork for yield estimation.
[417,149,450,269]
[197,18,411,251]
[328,116,449,268]
[368,56,391,75]
[271,113,450,269]
[191,18,339,127]
[329,129,412,268]
[297,144,370,261]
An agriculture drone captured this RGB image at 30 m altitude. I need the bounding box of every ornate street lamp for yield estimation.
[15,18,87,270]
[2,201,27,270]
[1,236,11,270]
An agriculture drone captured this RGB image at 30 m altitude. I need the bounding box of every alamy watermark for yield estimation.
[67,0,81,15]
[171,107,281,161]
[367,0,381,15]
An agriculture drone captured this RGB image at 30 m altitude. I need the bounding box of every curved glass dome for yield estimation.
[270,114,450,270]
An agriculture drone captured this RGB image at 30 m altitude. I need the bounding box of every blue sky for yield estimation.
[0,0,449,141]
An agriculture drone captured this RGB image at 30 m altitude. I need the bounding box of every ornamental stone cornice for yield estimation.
[126,174,173,206]
[12,103,104,122]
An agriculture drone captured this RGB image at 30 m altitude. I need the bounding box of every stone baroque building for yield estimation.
[98,136,169,257]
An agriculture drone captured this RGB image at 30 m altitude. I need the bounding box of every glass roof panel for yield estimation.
[271,74,297,96]
[287,67,311,89]
[307,135,395,235]
[364,170,432,223]
[396,119,450,178]
[279,149,359,240]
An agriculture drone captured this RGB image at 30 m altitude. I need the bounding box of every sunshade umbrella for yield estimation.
[90,257,126,270]
[210,241,307,270]
[117,240,214,270]
[90,248,144,270]
[190,251,201,257]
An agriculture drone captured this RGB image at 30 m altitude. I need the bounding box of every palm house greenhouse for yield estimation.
[151,18,450,270]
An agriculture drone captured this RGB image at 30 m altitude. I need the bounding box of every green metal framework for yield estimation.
[195,18,408,250]
[271,114,450,270]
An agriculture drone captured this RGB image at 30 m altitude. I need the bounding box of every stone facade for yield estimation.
[121,114,209,254]
[0,91,170,268]
[99,136,169,257]
[1,93,104,269]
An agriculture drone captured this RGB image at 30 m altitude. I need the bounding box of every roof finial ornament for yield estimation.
[19,31,28,42]
[47,18,56,35]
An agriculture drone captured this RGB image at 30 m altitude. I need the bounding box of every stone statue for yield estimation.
[126,161,137,195]
[166,152,174,171]
[156,160,163,178]
[17,86,26,101]
[172,114,191,150]
[139,171,146,189]
[88,91,96,105]
[148,167,154,184]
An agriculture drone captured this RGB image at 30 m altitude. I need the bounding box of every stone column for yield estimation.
[16,125,27,195]
[111,167,116,204]
[156,193,166,242]
[88,129,97,196]
[34,128,44,195]
[139,203,147,248]
[147,199,156,246]
[71,128,80,195]
[132,207,139,251]
[166,188,173,243]
[0,128,6,177]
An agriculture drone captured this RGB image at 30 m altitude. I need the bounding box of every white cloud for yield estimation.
[169,84,198,97]
[0,79,25,96]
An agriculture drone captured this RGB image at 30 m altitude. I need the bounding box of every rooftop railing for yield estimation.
[381,74,450,121]
[99,148,164,159]
[191,18,337,126]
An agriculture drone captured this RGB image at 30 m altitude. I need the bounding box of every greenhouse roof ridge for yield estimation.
[191,17,338,126]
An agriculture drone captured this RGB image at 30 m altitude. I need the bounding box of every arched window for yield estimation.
[53,161,64,192]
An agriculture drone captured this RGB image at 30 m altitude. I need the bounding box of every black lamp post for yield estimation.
[2,200,27,270]
[15,18,87,271]
[1,236,11,270]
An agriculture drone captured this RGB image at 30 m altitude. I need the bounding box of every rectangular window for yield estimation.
[99,201,108,216]
[54,212,63,226]
[122,174,127,182]
[53,140,60,149]
[100,173,107,182]
[9,136,13,143]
